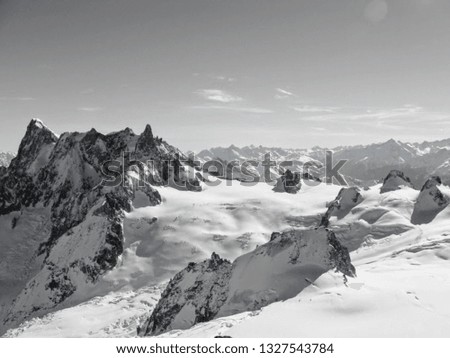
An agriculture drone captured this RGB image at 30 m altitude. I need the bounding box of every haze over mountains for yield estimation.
[197,138,450,186]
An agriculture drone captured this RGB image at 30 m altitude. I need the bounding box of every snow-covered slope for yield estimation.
[4,176,450,337]
[153,184,450,338]
[138,228,355,336]
[3,180,342,337]
[3,285,163,338]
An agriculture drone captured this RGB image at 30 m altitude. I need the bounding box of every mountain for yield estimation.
[273,169,302,194]
[411,176,449,224]
[320,187,363,227]
[195,138,450,186]
[2,121,450,338]
[0,152,15,168]
[148,180,450,338]
[0,119,200,334]
[380,170,413,193]
[3,170,450,337]
[138,228,355,336]
[196,145,323,182]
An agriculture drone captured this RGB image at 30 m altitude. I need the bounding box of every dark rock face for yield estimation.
[411,176,448,224]
[320,187,363,227]
[135,124,157,157]
[380,170,413,193]
[139,228,355,336]
[326,230,356,277]
[273,169,302,194]
[139,253,232,336]
[0,119,199,331]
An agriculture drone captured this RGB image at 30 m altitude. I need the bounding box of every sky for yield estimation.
[1,0,450,152]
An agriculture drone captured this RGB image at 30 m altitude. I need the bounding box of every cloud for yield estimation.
[77,107,103,112]
[345,105,423,121]
[212,75,236,82]
[295,104,450,134]
[196,89,242,103]
[292,105,337,113]
[190,105,273,114]
[0,96,35,101]
[275,88,295,99]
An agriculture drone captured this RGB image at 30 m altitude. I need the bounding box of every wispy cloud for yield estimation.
[212,75,236,82]
[190,105,273,114]
[0,96,35,101]
[77,107,103,112]
[294,104,450,134]
[292,105,337,113]
[275,88,295,99]
[193,73,236,82]
[346,105,424,121]
[196,89,242,103]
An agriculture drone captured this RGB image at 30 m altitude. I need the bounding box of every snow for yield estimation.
[151,183,450,338]
[216,229,349,318]
[4,180,450,337]
[31,118,59,138]
[158,210,450,338]
[111,181,341,288]
[4,286,162,338]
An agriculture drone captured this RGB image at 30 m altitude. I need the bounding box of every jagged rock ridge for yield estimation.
[139,228,355,336]
[0,119,200,333]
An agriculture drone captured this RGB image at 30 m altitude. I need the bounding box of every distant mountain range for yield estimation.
[196,138,450,186]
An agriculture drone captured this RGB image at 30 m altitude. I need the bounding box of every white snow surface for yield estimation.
[4,181,450,337]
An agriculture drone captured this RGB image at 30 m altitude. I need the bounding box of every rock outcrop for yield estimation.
[138,253,232,336]
[380,170,412,193]
[139,228,355,336]
[320,187,363,227]
[411,176,448,224]
[273,169,302,194]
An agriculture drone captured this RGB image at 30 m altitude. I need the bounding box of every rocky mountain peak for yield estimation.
[0,119,196,332]
[273,169,302,194]
[421,175,442,190]
[380,170,413,193]
[143,123,153,136]
[320,187,363,227]
[135,124,157,155]
[139,228,355,336]
[411,176,448,224]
